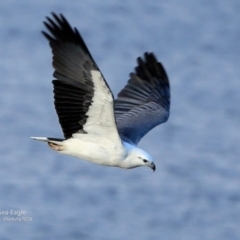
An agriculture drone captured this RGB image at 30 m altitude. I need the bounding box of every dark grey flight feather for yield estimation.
[114,52,170,145]
[42,13,113,139]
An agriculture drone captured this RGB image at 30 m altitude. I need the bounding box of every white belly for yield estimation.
[60,135,126,167]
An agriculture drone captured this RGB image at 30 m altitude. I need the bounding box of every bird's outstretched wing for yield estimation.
[114,52,170,145]
[42,13,121,144]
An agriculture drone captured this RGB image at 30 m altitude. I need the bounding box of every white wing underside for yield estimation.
[73,70,122,147]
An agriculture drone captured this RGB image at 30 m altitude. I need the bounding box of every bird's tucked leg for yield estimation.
[48,142,64,151]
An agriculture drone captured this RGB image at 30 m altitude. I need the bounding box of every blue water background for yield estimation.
[0,1,240,239]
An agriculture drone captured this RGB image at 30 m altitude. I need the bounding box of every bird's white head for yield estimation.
[122,142,156,171]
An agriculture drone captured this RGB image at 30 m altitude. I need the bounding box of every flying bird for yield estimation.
[31,13,170,171]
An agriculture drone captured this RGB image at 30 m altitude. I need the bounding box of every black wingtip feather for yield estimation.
[134,52,169,86]
[42,12,94,60]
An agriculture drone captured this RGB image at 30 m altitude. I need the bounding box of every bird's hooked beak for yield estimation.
[147,162,156,172]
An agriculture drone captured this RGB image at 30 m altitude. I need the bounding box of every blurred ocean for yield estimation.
[0,1,240,239]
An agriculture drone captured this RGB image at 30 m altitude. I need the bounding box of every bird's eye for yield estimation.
[143,159,148,163]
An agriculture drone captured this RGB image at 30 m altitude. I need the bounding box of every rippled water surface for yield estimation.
[0,1,240,239]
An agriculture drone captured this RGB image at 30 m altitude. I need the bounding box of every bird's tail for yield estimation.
[31,137,64,144]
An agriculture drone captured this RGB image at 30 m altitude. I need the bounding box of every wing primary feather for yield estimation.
[114,52,170,145]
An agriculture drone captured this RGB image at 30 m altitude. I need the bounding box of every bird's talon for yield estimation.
[48,142,64,151]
